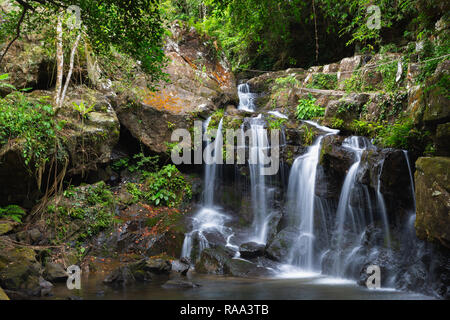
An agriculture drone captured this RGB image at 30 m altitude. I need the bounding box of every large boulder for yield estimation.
[115,21,237,154]
[239,242,265,259]
[103,258,172,286]
[195,246,271,277]
[43,263,68,283]
[318,135,355,198]
[265,226,299,262]
[0,238,43,296]
[415,157,450,248]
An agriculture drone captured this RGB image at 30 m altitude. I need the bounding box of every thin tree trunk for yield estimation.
[60,33,81,108]
[312,0,319,63]
[55,13,64,108]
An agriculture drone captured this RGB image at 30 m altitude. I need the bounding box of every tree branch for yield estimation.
[0,5,28,65]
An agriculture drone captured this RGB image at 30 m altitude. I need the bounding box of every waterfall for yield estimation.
[248,116,271,244]
[237,83,256,112]
[181,118,232,260]
[332,136,371,276]
[376,160,392,248]
[203,118,224,206]
[285,122,338,270]
[403,150,416,209]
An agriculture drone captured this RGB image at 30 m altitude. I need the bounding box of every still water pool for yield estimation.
[47,272,434,300]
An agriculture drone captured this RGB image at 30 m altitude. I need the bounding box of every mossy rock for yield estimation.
[415,157,450,248]
[0,220,17,236]
[422,60,450,125]
[0,239,42,295]
[0,286,9,300]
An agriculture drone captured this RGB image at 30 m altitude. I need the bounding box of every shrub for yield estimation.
[376,118,430,150]
[127,164,192,207]
[0,205,26,223]
[306,73,338,90]
[296,94,325,120]
[274,75,300,90]
[0,91,62,167]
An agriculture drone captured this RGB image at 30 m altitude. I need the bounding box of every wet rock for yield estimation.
[162,279,200,289]
[265,226,299,262]
[319,135,355,198]
[103,258,172,286]
[239,242,265,259]
[415,157,450,248]
[44,263,68,283]
[171,259,190,276]
[103,265,135,286]
[195,246,233,275]
[195,246,271,277]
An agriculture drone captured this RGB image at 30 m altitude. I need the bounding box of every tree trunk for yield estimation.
[60,33,81,108]
[55,13,64,108]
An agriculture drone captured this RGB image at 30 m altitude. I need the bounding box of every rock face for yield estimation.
[0,41,54,94]
[115,21,237,154]
[0,87,120,207]
[415,157,450,248]
[422,60,450,126]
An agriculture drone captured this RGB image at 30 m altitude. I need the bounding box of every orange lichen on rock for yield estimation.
[141,89,182,113]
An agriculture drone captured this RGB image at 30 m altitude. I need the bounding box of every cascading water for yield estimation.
[178,82,442,298]
[403,150,416,209]
[284,122,339,271]
[332,136,373,276]
[237,83,256,112]
[181,118,234,260]
[247,115,272,244]
[375,160,392,248]
[203,118,223,206]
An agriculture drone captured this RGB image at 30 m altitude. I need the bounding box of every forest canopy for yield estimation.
[0,0,166,81]
[161,0,448,71]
